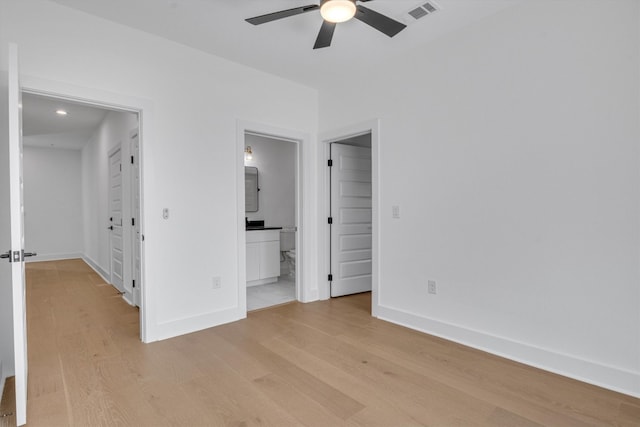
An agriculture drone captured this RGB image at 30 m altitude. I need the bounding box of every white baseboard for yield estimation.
[375,304,640,398]
[301,287,319,303]
[152,306,244,342]
[25,252,83,263]
[122,293,134,307]
[81,255,110,284]
[0,360,4,405]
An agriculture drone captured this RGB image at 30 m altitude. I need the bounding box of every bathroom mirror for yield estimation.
[245,166,259,212]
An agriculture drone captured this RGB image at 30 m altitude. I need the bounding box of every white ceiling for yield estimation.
[22,0,520,148]
[49,0,521,89]
[22,93,109,150]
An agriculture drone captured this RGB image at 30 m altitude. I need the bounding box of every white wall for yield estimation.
[23,145,82,261]
[244,134,296,229]
[319,0,640,396]
[0,0,319,341]
[81,110,138,287]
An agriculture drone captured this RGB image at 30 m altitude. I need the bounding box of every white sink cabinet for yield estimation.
[246,229,280,286]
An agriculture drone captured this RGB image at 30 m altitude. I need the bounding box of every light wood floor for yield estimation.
[10,259,640,426]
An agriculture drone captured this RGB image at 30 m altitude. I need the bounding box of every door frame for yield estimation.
[236,120,310,313]
[20,75,151,342]
[320,119,380,314]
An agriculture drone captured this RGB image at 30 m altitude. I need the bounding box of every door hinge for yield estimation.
[132,280,135,288]
[328,217,333,224]
[328,274,333,281]
[131,155,134,164]
[131,218,135,226]
[327,159,333,167]
[119,164,122,172]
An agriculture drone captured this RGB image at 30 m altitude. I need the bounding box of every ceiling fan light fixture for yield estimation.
[320,0,356,23]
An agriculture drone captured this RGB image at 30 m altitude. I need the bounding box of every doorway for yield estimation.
[328,133,373,297]
[321,119,380,307]
[21,90,144,332]
[329,137,372,297]
[243,132,299,311]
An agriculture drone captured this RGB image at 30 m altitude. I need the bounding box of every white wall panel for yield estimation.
[320,0,640,396]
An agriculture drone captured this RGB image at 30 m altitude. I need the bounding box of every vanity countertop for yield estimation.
[246,226,283,231]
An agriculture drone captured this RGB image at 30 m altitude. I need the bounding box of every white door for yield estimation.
[330,143,372,297]
[3,43,29,427]
[109,148,124,292]
[130,132,141,306]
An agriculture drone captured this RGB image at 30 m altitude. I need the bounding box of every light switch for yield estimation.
[392,205,400,219]
[162,208,169,219]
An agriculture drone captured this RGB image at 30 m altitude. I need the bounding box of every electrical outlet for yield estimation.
[212,276,221,290]
[392,205,400,219]
[428,280,437,294]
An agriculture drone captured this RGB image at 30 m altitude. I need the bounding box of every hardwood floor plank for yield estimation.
[333,319,628,426]
[252,373,348,427]
[214,323,366,420]
[261,335,427,426]
[0,377,16,427]
[256,313,498,425]
[181,365,302,426]
[20,260,640,426]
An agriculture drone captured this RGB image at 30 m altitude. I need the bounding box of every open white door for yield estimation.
[6,43,29,426]
[330,143,372,297]
[130,130,141,307]
[108,147,124,292]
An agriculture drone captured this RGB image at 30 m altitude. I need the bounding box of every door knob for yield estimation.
[108,226,113,230]
[1,250,37,262]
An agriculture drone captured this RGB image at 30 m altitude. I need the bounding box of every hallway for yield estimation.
[26,259,139,425]
[8,259,639,426]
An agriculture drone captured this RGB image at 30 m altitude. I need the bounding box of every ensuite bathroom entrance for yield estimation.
[244,132,298,311]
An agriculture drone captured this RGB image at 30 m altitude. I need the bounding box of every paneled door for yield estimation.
[109,148,124,291]
[130,131,141,306]
[330,143,372,297]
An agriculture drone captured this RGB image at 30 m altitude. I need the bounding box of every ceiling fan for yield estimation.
[245,0,407,49]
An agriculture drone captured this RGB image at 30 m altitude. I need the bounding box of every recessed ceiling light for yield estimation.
[56,109,68,116]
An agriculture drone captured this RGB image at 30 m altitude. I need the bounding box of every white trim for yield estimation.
[0,360,4,406]
[155,307,240,342]
[377,304,640,398]
[319,119,380,308]
[236,120,315,313]
[19,75,153,343]
[247,277,278,287]
[122,294,134,307]
[25,253,82,263]
[82,255,111,284]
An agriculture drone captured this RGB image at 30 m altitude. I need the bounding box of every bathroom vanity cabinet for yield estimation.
[246,229,280,286]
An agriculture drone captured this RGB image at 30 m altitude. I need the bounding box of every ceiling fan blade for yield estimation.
[246,4,319,25]
[355,5,406,38]
[313,20,336,49]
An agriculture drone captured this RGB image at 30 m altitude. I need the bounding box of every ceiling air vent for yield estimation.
[408,7,428,20]
[407,1,440,20]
